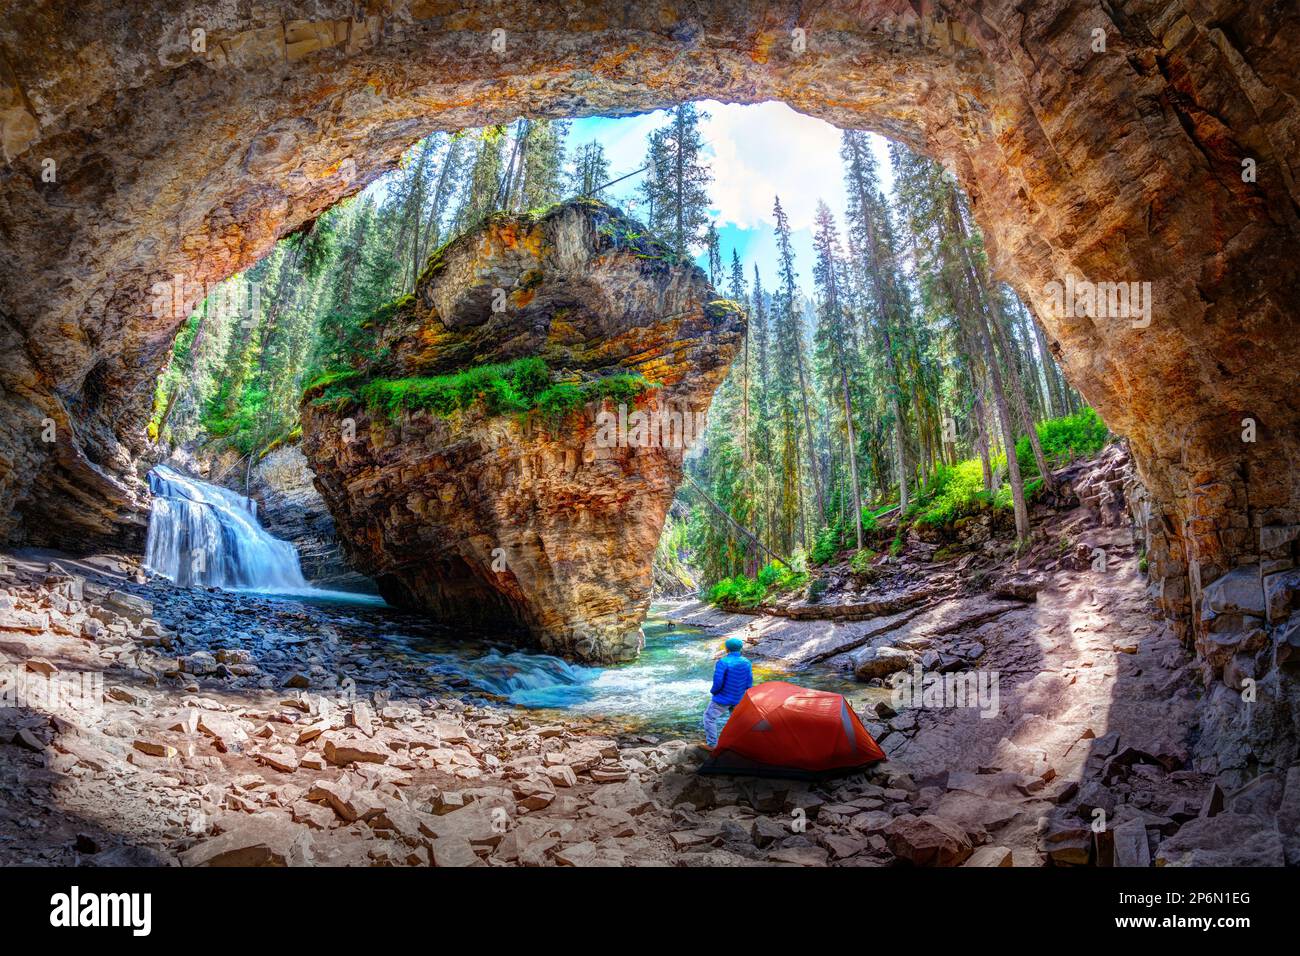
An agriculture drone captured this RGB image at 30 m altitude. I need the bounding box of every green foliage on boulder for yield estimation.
[305,354,657,426]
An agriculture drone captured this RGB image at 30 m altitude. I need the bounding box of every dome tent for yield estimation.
[700,682,886,780]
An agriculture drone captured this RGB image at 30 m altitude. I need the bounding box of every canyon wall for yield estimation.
[300,201,743,662]
[245,445,377,594]
[0,2,1297,685]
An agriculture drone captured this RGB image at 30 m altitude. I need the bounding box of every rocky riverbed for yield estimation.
[0,548,910,868]
[0,448,1296,867]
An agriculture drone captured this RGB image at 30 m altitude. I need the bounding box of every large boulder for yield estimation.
[854,645,913,681]
[1264,569,1300,626]
[1202,565,1266,618]
[883,814,974,867]
[301,201,744,662]
[1155,813,1285,867]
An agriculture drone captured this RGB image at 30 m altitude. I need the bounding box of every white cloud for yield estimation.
[697,101,850,232]
[568,101,893,231]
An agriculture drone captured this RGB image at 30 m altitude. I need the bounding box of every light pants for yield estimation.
[702,700,733,747]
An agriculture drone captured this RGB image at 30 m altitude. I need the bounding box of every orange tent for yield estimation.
[700,682,886,780]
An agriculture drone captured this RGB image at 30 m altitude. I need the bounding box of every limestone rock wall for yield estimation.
[300,201,744,662]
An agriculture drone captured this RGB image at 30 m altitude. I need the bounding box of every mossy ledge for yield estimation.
[303,356,658,424]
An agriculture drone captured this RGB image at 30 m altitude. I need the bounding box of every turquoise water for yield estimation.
[262,588,388,608]
[142,470,856,734]
[418,609,861,735]
[246,594,860,735]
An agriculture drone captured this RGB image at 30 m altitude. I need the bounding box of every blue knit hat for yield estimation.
[725,637,744,652]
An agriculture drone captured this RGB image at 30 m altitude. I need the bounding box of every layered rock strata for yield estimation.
[300,201,743,662]
[246,445,376,594]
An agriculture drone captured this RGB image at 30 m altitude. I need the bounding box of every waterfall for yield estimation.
[144,464,310,591]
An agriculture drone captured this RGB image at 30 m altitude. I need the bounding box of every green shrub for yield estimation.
[706,561,809,609]
[511,355,552,397]
[910,409,1110,529]
[588,373,654,405]
[705,575,767,608]
[913,458,993,528]
[810,511,880,567]
[755,562,782,590]
[849,548,878,574]
[1016,407,1110,475]
[535,382,586,422]
[810,521,844,566]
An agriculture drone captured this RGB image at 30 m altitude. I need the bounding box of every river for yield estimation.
[143,466,859,735]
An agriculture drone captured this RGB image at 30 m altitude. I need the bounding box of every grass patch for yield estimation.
[306,355,656,426]
[910,409,1109,529]
[357,357,552,419]
[1016,406,1110,474]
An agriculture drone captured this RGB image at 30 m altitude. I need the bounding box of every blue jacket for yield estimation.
[710,652,754,706]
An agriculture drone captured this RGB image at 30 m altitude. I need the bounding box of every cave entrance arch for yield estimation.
[1,1,1298,681]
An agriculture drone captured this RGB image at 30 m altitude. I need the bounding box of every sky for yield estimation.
[360,99,897,300]
[567,100,895,299]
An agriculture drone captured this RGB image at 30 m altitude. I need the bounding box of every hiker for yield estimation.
[702,636,753,749]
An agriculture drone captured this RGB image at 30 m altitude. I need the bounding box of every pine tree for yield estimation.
[637,127,668,227]
[772,195,825,541]
[728,250,750,468]
[416,132,468,266]
[569,141,610,197]
[705,221,722,286]
[640,105,712,257]
[513,118,569,211]
[890,141,1034,538]
[454,125,508,232]
[842,130,911,513]
[811,201,864,549]
[385,134,441,295]
[749,263,776,551]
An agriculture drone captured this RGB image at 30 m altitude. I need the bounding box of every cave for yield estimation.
[0,0,1294,884]
[375,553,530,637]
[2,0,1297,672]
